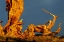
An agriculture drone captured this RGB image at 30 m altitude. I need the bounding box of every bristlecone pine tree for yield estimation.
[0,0,62,39]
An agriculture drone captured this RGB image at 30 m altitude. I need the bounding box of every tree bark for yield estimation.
[3,0,24,36]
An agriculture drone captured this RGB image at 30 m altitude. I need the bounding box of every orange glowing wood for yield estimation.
[0,21,4,36]
[5,0,24,26]
[3,0,24,37]
[0,0,62,39]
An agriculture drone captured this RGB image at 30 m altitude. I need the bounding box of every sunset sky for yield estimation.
[0,0,64,36]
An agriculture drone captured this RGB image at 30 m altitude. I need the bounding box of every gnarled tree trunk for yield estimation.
[3,0,24,38]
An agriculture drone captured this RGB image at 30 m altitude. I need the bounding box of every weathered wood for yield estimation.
[3,0,24,38]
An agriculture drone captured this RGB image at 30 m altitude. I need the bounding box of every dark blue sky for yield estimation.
[0,0,64,36]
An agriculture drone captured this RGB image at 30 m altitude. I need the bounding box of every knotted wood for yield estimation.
[3,0,24,38]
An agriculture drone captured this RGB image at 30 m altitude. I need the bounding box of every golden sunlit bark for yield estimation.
[3,0,24,38]
[0,21,4,36]
[23,9,61,36]
[0,0,62,39]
